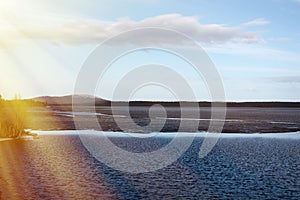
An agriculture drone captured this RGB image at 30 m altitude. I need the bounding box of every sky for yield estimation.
[0,0,299,101]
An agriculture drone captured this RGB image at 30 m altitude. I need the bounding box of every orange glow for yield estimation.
[0,100,29,138]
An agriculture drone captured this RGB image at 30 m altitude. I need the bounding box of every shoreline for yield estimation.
[1,129,300,142]
[30,130,300,138]
[0,132,39,142]
[0,138,15,142]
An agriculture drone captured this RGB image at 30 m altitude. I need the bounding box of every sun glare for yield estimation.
[0,1,72,99]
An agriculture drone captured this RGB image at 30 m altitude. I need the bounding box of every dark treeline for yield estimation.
[34,95,300,108]
[98,101,300,108]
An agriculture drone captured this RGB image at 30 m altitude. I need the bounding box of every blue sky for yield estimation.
[0,0,299,101]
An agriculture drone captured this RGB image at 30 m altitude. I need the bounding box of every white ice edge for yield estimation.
[30,130,300,139]
[29,111,297,124]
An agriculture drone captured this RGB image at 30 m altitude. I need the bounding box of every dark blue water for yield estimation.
[0,132,299,199]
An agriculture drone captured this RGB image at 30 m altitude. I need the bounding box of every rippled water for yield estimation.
[0,131,299,199]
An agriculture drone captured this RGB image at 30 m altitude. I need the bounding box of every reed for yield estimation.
[0,100,29,138]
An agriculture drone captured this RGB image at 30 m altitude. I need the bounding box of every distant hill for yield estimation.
[32,95,110,106]
[31,95,300,107]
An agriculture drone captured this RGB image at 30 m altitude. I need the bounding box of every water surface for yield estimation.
[0,131,299,199]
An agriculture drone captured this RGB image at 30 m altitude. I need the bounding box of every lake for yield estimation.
[0,131,299,199]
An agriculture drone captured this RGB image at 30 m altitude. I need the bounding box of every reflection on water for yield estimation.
[0,131,299,199]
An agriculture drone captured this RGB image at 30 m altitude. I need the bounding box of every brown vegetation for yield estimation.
[0,97,45,138]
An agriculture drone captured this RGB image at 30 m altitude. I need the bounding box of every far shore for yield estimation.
[1,99,300,134]
[28,104,300,133]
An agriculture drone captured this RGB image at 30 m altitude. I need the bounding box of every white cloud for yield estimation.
[219,65,300,74]
[242,18,270,26]
[204,43,300,63]
[268,37,291,42]
[270,76,300,83]
[0,14,265,47]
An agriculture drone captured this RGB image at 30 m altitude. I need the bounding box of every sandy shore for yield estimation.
[0,134,38,142]
[0,138,15,142]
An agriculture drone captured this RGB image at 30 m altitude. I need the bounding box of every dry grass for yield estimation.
[0,100,29,138]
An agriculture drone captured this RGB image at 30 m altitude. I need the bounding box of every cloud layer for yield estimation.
[242,18,270,27]
[270,76,300,83]
[0,14,266,47]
